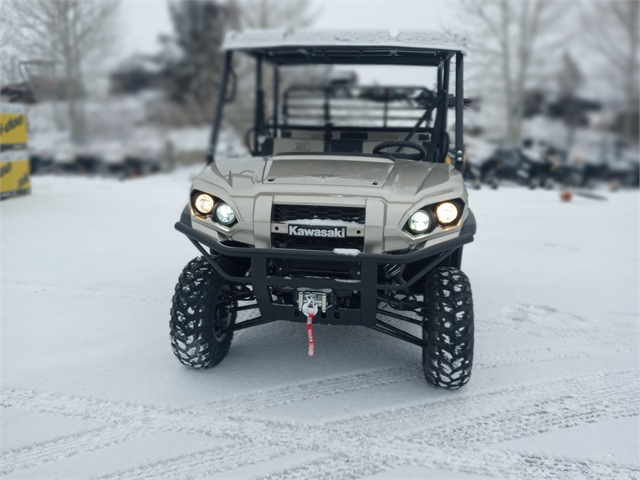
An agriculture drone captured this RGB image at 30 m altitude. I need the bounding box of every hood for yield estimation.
[264,154,395,188]
[203,153,455,198]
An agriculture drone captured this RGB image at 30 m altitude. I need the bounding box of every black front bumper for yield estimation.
[175,210,476,326]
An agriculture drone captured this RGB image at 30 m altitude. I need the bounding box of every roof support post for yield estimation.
[455,52,464,168]
[207,51,232,165]
[441,58,450,132]
[427,58,450,163]
[254,56,265,154]
[272,65,280,138]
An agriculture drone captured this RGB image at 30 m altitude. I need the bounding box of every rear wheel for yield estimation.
[422,267,474,389]
[170,257,236,369]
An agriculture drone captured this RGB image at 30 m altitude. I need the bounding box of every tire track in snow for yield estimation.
[4,337,627,424]
[123,371,638,479]
[195,338,634,417]
[404,372,640,447]
[193,365,423,416]
[368,448,640,480]
[1,389,200,428]
[0,426,148,476]
[257,455,382,480]
[238,442,639,480]
[327,370,638,437]
[5,370,636,480]
[491,451,640,480]
[254,435,640,480]
[476,341,637,370]
[0,390,242,475]
[2,358,636,477]
[98,443,290,480]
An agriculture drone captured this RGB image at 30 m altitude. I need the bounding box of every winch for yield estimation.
[297,289,332,313]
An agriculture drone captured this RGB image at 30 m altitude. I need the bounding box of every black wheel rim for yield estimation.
[213,285,235,341]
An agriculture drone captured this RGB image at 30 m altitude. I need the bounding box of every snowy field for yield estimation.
[1,171,638,479]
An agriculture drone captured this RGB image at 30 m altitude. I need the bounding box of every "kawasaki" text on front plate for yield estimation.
[288,225,346,238]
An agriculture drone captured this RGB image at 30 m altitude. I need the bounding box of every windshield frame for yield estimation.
[207,47,464,168]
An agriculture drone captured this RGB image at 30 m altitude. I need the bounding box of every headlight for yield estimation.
[215,202,236,225]
[194,193,215,215]
[435,202,459,225]
[408,210,431,233]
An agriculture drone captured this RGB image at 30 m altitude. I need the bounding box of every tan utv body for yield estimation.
[190,154,469,253]
[172,30,477,389]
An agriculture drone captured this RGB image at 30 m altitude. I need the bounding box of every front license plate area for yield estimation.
[287,224,347,239]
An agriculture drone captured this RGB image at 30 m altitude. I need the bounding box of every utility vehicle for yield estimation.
[172,30,476,389]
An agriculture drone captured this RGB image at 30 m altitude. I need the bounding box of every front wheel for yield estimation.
[170,257,236,369]
[422,267,474,389]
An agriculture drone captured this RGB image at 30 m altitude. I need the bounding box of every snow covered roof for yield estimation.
[0,103,26,114]
[222,29,466,66]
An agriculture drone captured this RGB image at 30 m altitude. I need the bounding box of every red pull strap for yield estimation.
[306,311,315,357]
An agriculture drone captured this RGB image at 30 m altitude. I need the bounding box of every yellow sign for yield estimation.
[0,104,28,150]
[0,151,31,199]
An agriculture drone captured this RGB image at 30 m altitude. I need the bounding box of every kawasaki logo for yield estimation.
[288,225,346,238]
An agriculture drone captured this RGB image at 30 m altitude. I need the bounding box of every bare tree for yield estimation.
[160,0,233,123]
[157,0,323,138]
[0,2,20,87]
[460,0,569,145]
[223,0,325,139]
[583,0,639,144]
[3,0,120,144]
[556,52,585,148]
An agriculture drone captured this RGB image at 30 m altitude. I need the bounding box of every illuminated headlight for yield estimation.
[408,210,431,233]
[215,202,236,225]
[194,193,215,215]
[435,202,459,225]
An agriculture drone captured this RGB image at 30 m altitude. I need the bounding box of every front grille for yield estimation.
[271,233,364,251]
[272,204,365,224]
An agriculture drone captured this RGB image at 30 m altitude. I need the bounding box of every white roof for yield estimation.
[223,29,466,54]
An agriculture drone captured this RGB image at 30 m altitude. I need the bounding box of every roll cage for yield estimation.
[206,39,466,167]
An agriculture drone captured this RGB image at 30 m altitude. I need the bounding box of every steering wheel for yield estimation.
[372,141,427,161]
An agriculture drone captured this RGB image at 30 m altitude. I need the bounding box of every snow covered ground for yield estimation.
[1,172,638,479]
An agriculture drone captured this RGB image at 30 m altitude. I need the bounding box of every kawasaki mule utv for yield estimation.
[171,30,476,389]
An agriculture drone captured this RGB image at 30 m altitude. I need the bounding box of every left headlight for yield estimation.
[215,202,236,225]
[408,210,432,233]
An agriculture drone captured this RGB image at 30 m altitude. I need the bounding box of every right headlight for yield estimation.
[194,193,215,215]
[408,210,432,233]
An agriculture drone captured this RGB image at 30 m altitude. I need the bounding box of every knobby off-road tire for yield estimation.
[422,267,474,389]
[170,257,236,369]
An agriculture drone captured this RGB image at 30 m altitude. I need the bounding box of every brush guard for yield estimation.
[175,211,475,348]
